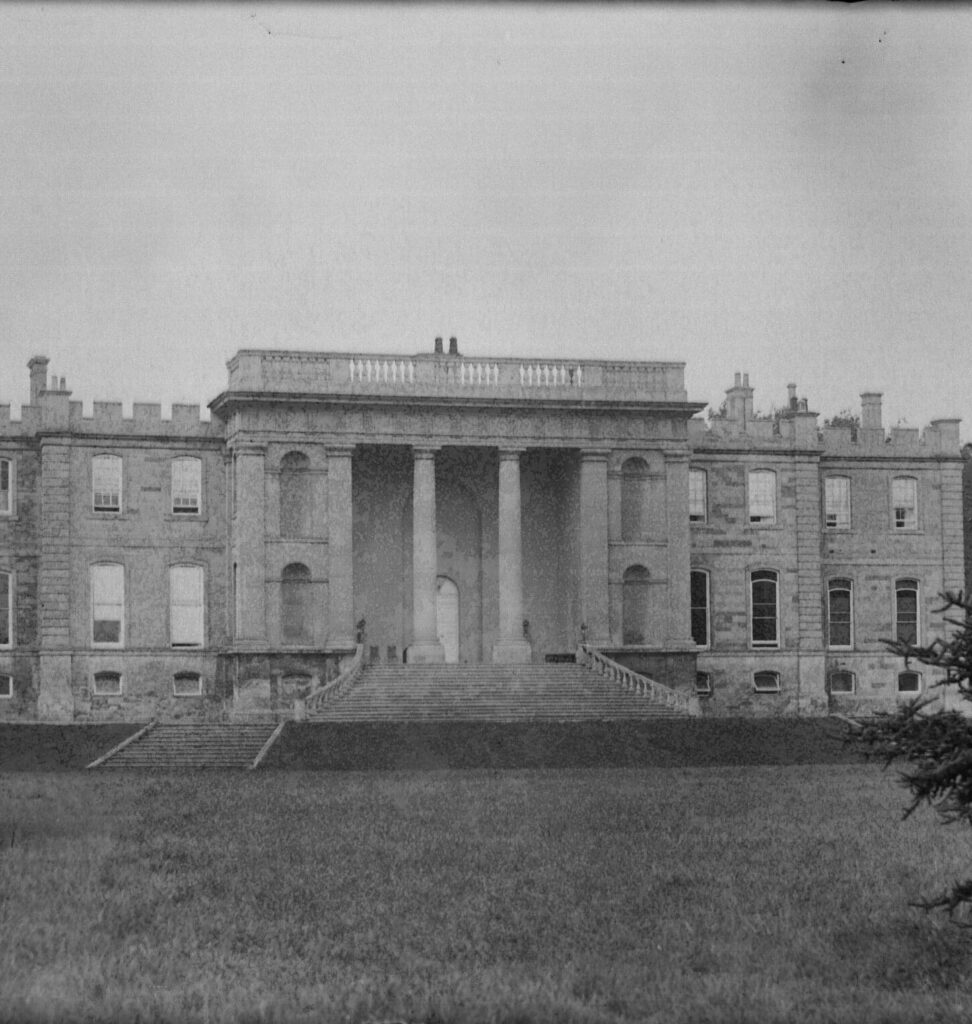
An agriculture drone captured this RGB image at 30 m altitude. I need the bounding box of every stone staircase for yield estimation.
[90,723,280,770]
[309,663,690,721]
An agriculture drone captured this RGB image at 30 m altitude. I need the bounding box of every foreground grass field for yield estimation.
[3,766,972,1023]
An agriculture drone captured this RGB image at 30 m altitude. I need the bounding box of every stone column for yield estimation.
[492,448,532,664]
[233,444,267,646]
[664,453,696,647]
[406,447,444,663]
[326,446,356,650]
[579,449,610,646]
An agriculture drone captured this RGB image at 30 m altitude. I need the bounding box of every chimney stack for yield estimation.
[448,336,459,356]
[434,336,443,355]
[787,383,797,410]
[28,356,49,404]
[861,392,883,430]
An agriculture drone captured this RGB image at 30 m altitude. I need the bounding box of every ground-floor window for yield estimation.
[828,670,855,694]
[695,671,712,697]
[173,671,203,697]
[897,671,921,694]
[0,674,11,698]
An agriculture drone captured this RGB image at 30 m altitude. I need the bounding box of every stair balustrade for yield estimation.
[576,645,701,717]
[304,644,365,713]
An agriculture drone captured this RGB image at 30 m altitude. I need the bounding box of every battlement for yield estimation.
[690,374,962,457]
[0,359,221,438]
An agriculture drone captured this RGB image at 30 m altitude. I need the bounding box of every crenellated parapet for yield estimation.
[1,361,222,439]
[689,373,963,458]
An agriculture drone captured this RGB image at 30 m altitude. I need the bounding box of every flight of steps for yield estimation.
[309,663,689,722]
[92,723,278,769]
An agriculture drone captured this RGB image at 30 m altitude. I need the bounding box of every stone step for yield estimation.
[96,724,277,769]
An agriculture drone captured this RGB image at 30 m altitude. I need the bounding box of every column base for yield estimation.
[492,639,533,665]
[405,641,445,665]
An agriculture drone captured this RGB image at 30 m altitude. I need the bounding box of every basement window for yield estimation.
[753,671,781,694]
[93,671,122,696]
[695,672,712,697]
[173,672,202,697]
[0,674,11,698]
[828,670,855,694]
[898,671,921,694]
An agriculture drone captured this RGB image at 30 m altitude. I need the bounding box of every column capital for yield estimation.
[325,444,356,458]
[412,445,440,460]
[497,446,527,461]
[232,442,267,457]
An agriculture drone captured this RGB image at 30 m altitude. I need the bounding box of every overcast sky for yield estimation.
[2,3,971,434]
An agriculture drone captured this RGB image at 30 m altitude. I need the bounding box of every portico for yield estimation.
[212,344,704,682]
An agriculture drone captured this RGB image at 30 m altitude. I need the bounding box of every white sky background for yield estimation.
[2,3,971,434]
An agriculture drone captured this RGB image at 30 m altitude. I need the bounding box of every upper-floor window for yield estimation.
[750,569,779,648]
[170,565,204,647]
[0,458,12,515]
[690,570,709,647]
[824,476,850,529]
[895,578,919,645]
[689,469,707,523]
[280,452,312,538]
[891,477,917,530]
[827,578,853,649]
[0,570,10,648]
[91,563,124,647]
[748,470,776,525]
[92,455,122,513]
[172,457,202,515]
[621,457,649,541]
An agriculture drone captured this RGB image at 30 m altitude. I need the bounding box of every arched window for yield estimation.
[750,569,779,648]
[748,469,776,524]
[690,570,709,647]
[621,458,649,541]
[895,579,919,645]
[281,563,312,644]
[280,452,312,538]
[622,564,650,644]
[827,579,853,648]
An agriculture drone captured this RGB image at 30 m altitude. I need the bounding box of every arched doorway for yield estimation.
[622,565,650,644]
[436,576,460,663]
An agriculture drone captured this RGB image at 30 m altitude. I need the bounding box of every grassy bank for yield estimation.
[0,724,140,771]
[263,717,861,770]
[3,766,972,1023]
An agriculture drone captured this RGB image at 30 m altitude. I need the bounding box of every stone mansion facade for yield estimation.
[0,342,965,721]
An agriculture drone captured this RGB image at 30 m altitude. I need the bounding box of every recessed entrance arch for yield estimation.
[436,576,460,663]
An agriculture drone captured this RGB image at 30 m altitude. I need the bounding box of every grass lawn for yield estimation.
[3,766,972,1024]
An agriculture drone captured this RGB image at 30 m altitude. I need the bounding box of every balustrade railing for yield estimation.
[576,645,701,716]
[227,349,687,401]
[304,645,365,714]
